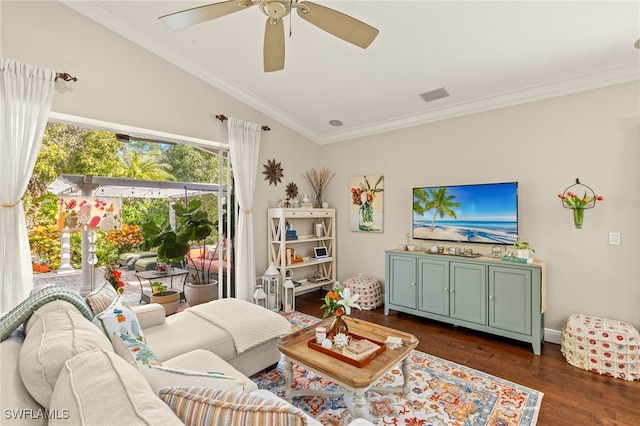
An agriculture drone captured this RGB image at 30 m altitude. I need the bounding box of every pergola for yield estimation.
[50,174,224,200]
[48,174,229,295]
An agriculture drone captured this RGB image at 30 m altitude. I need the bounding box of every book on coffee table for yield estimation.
[342,339,381,361]
[345,339,378,355]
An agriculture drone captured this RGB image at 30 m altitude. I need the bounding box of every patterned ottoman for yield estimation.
[561,313,639,381]
[342,274,382,310]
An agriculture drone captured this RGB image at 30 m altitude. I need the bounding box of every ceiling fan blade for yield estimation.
[159,0,253,30]
[297,1,379,49]
[264,18,285,72]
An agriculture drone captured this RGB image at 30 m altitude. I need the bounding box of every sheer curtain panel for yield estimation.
[0,58,56,312]
[227,118,261,302]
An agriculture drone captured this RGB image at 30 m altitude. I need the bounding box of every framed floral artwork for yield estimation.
[350,175,384,232]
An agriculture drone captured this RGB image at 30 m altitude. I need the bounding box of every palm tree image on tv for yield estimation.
[412,183,518,244]
[413,187,461,230]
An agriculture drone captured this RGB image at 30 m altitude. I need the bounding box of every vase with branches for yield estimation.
[302,167,335,208]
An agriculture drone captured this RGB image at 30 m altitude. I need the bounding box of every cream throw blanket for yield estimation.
[187,299,291,354]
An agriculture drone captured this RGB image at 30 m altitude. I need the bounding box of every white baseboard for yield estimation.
[544,328,562,345]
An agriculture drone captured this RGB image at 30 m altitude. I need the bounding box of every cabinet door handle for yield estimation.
[411,282,416,286]
[449,288,454,293]
[489,295,494,300]
[443,287,449,292]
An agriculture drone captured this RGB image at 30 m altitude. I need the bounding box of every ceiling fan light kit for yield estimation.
[159,0,379,72]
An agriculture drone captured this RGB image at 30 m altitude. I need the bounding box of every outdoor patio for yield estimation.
[32,267,188,309]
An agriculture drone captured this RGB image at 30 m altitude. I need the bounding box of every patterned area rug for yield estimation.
[250,311,543,426]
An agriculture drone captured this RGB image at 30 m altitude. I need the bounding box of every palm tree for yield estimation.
[121,151,176,181]
[413,187,461,230]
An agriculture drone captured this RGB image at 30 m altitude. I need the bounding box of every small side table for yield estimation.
[134,267,189,303]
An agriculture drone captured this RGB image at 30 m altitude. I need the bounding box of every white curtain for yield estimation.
[227,118,261,302]
[0,58,56,312]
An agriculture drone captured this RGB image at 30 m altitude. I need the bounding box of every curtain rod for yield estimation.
[215,114,270,131]
[55,72,77,82]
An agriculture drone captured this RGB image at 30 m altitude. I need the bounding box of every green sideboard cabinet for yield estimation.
[385,250,545,355]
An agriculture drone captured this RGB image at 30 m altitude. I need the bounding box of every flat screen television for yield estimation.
[412,182,518,244]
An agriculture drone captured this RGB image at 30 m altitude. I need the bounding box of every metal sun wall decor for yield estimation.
[57,196,122,231]
[262,158,284,186]
[557,178,604,229]
[350,175,384,232]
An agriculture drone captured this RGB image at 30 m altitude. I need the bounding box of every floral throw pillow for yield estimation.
[112,332,161,369]
[92,295,144,343]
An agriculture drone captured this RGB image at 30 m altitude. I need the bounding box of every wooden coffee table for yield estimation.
[277,316,419,419]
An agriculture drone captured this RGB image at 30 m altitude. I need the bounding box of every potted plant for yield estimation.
[142,199,216,306]
[149,282,180,315]
[150,282,166,294]
[514,236,535,259]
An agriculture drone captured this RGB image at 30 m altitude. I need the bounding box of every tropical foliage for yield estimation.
[25,122,229,270]
[105,224,146,253]
[413,187,461,230]
[142,200,213,262]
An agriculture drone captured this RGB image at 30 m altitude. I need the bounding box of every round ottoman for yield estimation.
[560,313,639,381]
[342,274,382,310]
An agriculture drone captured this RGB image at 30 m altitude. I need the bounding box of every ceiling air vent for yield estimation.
[419,87,450,103]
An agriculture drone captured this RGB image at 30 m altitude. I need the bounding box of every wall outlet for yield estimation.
[608,232,621,246]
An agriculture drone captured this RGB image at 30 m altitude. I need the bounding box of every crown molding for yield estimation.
[61,1,639,146]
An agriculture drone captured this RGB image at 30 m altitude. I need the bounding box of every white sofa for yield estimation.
[0,287,373,425]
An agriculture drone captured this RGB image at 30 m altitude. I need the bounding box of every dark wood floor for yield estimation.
[295,290,640,425]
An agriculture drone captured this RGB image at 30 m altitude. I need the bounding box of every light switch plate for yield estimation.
[608,232,621,246]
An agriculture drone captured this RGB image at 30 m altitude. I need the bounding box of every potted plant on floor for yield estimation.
[149,282,180,315]
[142,199,216,307]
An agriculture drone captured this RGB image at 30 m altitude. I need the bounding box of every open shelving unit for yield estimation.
[268,208,336,296]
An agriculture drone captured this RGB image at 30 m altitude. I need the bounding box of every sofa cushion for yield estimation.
[24,299,84,334]
[207,243,220,259]
[112,331,243,394]
[0,284,93,341]
[92,295,144,343]
[49,349,183,425]
[163,349,258,392]
[85,281,118,315]
[112,332,162,368]
[19,309,112,408]
[143,311,236,362]
[132,303,167,329]
[139,364,245,395]
[0,329,46,426]
[159,386,308,426]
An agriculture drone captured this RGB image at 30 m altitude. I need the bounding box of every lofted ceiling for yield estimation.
[61,1,639,145]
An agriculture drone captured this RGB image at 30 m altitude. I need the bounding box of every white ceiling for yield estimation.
[61,1,640,145]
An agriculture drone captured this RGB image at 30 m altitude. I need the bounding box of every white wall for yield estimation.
[323,82,640,333]
[3,1,638,335]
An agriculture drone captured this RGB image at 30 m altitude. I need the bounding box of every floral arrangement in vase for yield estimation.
[557,191,604,229]
[321,283,361,339]
[104,264,125,294]
[350,175,383,231]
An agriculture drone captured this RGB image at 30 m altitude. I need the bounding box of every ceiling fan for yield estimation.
[159,0,379,72]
